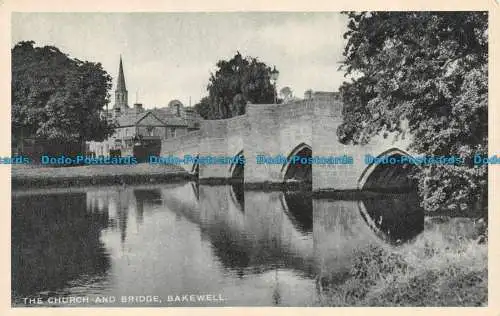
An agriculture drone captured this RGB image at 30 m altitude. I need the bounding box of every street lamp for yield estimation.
[270,66,279,104]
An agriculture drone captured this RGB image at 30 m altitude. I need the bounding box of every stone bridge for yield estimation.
[161,92,414,192]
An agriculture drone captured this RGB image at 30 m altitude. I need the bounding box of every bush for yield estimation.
[318,233,487,307]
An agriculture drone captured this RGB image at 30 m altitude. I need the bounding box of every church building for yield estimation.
[87,57,201,159]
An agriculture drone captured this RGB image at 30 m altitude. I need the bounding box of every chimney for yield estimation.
[304,90,313,100]
[134,103,144,113]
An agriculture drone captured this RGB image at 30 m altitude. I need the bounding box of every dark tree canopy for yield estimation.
[193,96,211,120]
[338,12,488,213]
[12,41,114,144]
[202,52,277,119]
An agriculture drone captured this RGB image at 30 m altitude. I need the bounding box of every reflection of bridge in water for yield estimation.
[11,184,424,306]
[159,182,424,280]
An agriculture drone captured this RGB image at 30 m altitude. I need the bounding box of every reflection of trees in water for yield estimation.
[12,188,166,301]
[11,193,111,299]
[359,193,424,244]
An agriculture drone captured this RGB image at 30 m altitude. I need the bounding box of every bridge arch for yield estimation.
[281,143,312,183]
[190,154,199,177]
[229,150,244,180]
[358,147,418,192]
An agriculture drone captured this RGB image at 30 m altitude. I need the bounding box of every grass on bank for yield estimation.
[318,218,487,307]
[11,163,187,179]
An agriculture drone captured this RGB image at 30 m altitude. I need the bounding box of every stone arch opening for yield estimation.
[358,148,418,192]
[191,154,199,177]
[229,150,244,180]
[282,143,312,183]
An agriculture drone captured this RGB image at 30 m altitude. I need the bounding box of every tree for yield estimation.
[193,96,212,120]
[279,86,293,103]
[338,12,488,213]
[12,41,114,145]
[206,52,277,119]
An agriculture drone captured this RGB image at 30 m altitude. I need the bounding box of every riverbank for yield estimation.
[11,164,195,189]
[317,217,487,306]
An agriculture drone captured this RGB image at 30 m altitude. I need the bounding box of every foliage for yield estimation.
[338,12,488,212]
[279,86,294,103]
[204,52,277,119]
[193,96,212,120]
[318,227,487,306]
[12,41,114,144]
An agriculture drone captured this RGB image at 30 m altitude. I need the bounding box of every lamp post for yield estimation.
[270,66,279,104]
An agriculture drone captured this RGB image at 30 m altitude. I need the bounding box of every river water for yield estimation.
[11,182,478,307]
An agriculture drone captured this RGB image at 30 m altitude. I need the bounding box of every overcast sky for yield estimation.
[12,12,348,109]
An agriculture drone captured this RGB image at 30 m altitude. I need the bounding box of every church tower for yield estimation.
[114,56,128,112]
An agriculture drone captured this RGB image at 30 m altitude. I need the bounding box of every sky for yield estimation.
[12,12,349,109]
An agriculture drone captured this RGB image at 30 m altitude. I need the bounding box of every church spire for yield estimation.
[114,55,128,111]
[117,56,127,92]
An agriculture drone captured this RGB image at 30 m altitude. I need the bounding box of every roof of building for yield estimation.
[115,108,190,128]
[116,110,166,127]
[151,108,187,126]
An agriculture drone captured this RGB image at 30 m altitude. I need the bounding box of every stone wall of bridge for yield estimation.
[160,130,201,174]
[160,92,414,191]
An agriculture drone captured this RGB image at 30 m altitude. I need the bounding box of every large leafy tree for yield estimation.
[193,96,212,120]
[205,52,277,119]
[338,12,488,213]
[12,41,114,145]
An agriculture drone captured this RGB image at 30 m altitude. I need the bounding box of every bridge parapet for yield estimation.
[161,130,201,154]
[160,91,416,191]
[160,130,201,173]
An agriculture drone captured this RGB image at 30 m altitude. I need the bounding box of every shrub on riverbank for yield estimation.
[318,223,487,306]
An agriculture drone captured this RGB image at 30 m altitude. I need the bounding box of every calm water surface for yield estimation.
[11,182,471,307]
